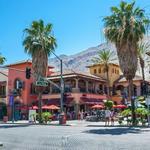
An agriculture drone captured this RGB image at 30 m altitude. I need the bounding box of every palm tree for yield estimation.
[23,20,57,123]
[138,42,150,96]
[92,49,115,96]
[0,53,6,65]
[103,1,149,125]
[138,42,150,81]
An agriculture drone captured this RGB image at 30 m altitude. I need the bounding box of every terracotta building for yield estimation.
[42,70,107,117]
[88,63,150,103]
[0,69,8,120]
[6,60,54,120]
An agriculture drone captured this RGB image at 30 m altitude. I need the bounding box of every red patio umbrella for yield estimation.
[32,106,38,110]
[113,104,127,109]
[48,105,60,110]
[42,105,50,109]
[91,104,104,109]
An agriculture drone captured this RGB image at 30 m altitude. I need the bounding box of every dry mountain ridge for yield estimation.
[49,37,150,80]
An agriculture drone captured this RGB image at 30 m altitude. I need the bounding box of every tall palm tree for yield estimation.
[0,53,6,65]
[138,42,150,81]
[138,42,150,96]
[92,49,115,96]
[103,1,149,125]
[23,20,57,123]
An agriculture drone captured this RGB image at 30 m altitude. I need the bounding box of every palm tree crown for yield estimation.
[137,42,150,81]
[92,49,115,70]
[92,49,115,95]
[0,53,6,65]
[103,1,149,80]
[23,19,57,78]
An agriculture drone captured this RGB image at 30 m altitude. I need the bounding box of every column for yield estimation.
[136,86,141,96]
[86,81,89,93]
[72,79,80,93]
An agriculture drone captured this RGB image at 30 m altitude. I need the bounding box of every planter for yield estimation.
[3,116,8,123]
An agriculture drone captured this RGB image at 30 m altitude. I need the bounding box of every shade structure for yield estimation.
[91,104,104,109]
[113,104,127,109]
[48,105,60,110]
[32,106,38,110]
[42,105,50,109]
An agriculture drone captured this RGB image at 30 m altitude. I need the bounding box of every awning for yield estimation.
[81,97,103,105]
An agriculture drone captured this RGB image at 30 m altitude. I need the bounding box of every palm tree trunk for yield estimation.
[141,67,145,82]
[106,69,110,97]
[38,92,42,123]
[128,79,136,126]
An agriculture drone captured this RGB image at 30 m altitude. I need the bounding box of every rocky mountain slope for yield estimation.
[49,36,150,80]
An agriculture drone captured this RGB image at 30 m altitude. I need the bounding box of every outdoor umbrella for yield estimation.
[42,105,50,109]
[48,105,60,110]
[91,104,104,109]
[32,106,38,110]
[113,104,127,109]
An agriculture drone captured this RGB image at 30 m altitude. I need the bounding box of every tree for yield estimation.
[23,20,57,123]
[92,49,115,96]
[137,42,150,95]
[0,53,6,65]
[103,1,149,125]
[104,100,114,109]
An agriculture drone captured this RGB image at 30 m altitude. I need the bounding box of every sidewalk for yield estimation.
[0,120,149,128]
[0,120,119,127]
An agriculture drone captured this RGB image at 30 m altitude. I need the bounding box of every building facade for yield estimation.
[6,60,54,120]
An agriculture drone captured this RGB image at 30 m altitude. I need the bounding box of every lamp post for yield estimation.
[51,52,64,114]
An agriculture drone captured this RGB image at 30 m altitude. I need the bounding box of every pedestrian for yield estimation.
[110,109,115,126]
[80,110,84,120]
[105,108,111,126]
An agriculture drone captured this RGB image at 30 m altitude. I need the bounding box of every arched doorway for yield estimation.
[133,84,137,96]
[78,79,86,92]
[116,85,124,96]
[0,102,7,120]
[64,79,76,92]
[14,101,21,121]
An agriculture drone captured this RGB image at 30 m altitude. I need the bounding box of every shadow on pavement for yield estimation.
[0,124,34,129]
[83,127,150,135]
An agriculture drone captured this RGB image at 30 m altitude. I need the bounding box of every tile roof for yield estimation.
[118,75,143,82]
[47,69,106,82]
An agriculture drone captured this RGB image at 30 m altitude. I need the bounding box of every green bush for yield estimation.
[104,100,114,109]
[121,109,131,117]
[41,112,52,124]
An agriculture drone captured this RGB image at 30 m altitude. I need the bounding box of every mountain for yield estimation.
[49,36,150,80]
[49,43,117,71]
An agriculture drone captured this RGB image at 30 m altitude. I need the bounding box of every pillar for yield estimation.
[74,103,80,119]
[136,86,141,96]
[86,81,89,93]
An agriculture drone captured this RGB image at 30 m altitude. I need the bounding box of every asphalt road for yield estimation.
[0,124,150,150]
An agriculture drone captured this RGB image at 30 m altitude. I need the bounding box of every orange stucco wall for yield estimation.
[7,62,54,106]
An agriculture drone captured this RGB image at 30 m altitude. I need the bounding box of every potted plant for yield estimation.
[41,112,52,124]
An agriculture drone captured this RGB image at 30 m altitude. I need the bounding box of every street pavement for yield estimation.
[0,120,150,150]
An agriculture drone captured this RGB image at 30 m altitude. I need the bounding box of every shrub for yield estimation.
[104,100,114,109]
[41,112,52,124]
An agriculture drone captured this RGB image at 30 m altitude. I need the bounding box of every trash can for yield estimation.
[59,113,66,125]
[3,116,8,123]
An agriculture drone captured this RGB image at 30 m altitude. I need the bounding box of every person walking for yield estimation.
[105,108,111,126]
[110,109,115,126]
[80,110,84,120]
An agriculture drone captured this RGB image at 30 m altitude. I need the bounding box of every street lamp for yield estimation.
[51,52,64,113]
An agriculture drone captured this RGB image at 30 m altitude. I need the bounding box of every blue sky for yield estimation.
[0,0,149,64]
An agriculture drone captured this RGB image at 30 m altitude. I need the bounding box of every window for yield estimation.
[98,68,101,73]
[30,83,36,94]
[94,69,97,74]
[0,86,6,96]
[103,68,105,73]
[112,68,114,73]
